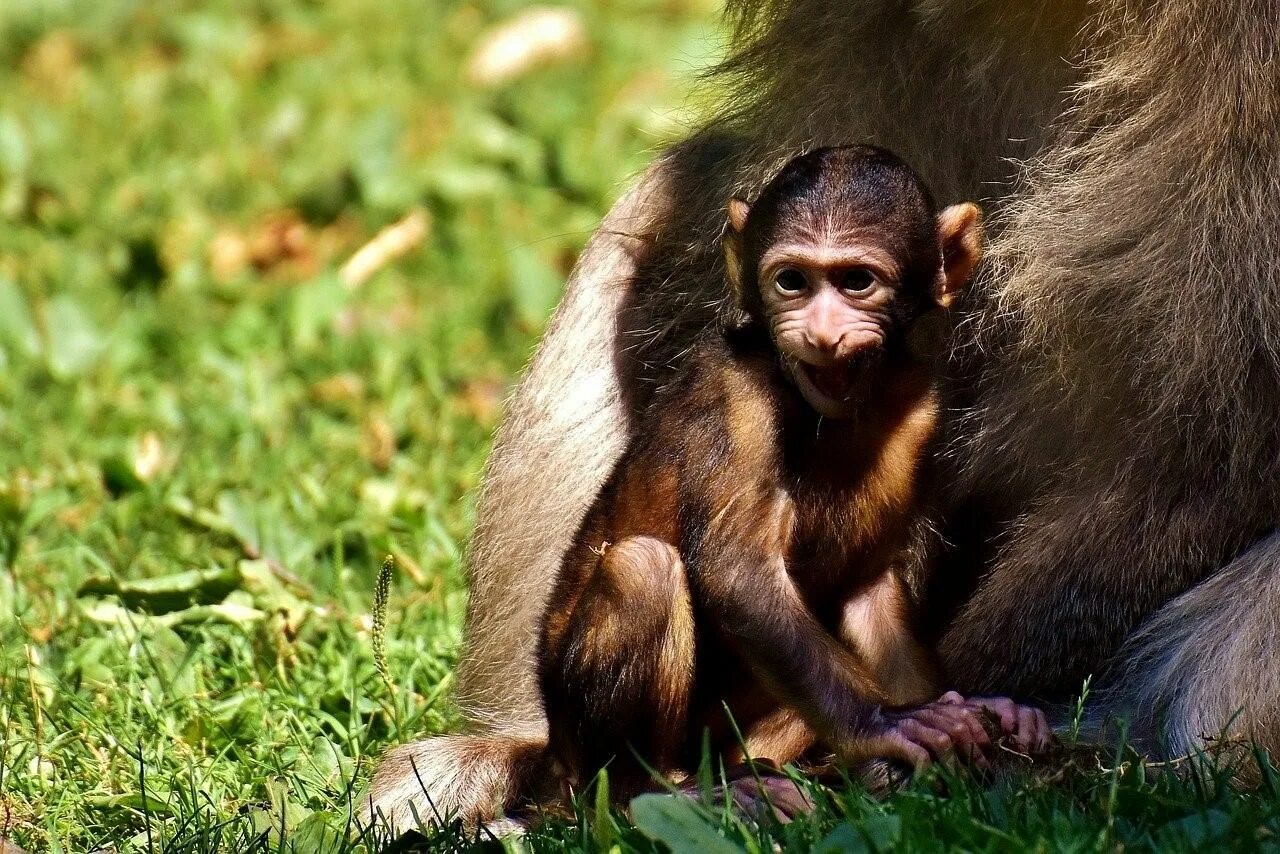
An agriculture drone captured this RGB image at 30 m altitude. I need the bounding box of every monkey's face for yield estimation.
[727,187,983,420]
[756,234,907,418]
[724,148,983,419]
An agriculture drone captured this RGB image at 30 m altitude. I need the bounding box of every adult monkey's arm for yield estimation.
[359,164,684,836]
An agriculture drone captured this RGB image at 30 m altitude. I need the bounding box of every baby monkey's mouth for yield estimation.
[802,362,858,401]
[789,353,881,418]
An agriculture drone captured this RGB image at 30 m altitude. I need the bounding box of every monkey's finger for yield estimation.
[883,733,933,772]
[938,691,966,705]
[1015,705,1039,752]
[947,705,993,749]
[946,714,991,769]
[972,696,1017,735]
[901,708,948,735]
[951,710,994,763]
[857,731,933,773]
[895,719,954,762]
[912,707,991,761]
[759,775,813,821]
[728,774,812,824]
[1031,707,1052,752]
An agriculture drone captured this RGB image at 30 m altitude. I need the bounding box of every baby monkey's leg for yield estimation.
[542,536,696,797]
[737,707,817,766]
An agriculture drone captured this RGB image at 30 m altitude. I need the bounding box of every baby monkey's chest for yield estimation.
[775,391,937,606]
[782,482,914,609]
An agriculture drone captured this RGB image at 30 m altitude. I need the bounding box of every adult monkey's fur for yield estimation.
[366,0,1280,834]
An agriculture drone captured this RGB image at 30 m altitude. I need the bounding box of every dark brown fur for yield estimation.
[539,327,940,794]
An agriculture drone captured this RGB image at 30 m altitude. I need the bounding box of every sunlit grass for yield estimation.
[0,0,718,847]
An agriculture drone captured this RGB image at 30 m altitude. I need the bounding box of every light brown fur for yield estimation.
[841,571,937,707]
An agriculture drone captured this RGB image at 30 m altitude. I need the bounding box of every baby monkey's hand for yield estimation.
[854,692,1052,771]
[852,698,991,770]
[938,691,1054,755]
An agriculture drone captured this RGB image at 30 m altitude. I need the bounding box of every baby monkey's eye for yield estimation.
[840,268,877,295]
[775,268,808,294]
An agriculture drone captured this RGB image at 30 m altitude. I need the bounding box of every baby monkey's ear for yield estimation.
[727,197,751,233]
[935,202,983,308]
[724,198,752,305]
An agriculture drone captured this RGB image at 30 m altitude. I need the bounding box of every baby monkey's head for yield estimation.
[725,146,983,419]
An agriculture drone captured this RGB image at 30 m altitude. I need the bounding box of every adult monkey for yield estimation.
[367,0,1280,833]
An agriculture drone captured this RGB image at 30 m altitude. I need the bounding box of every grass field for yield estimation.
[1,1,1278,851]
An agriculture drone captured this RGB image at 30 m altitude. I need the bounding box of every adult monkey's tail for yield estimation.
[1087,531,1280,764]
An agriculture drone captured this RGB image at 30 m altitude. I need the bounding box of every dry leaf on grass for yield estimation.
[465,7,588,89]
[361,414,397,470]
[340,208,430,289]
[208,229,251,282]
[249,211,313,273]
[133,431,168,481]
[309,372,366,407]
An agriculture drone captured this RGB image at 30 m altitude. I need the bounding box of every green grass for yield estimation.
[0,0,1277,851]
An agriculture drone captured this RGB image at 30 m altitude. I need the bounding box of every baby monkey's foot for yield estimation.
[677,760,813,824]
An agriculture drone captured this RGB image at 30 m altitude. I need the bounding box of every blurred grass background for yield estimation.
[0,0,719,847]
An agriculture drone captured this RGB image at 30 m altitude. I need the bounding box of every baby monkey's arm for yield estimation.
[690,485,1015,767]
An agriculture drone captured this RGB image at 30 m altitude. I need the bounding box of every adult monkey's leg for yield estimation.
[455,169,671,737]
[934,0,1280,761]
[1089,532,1280,762]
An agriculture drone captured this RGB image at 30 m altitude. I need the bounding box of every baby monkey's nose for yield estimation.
[801,287,885,362]
[803,325,880,364]
[832,329,884,362]
[804,325,844,358]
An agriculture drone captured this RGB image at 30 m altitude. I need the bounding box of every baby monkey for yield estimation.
[539,146,1049,799]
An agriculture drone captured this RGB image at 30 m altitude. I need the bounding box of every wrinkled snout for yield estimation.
[794,287,884,365]
[804,326,883,365]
